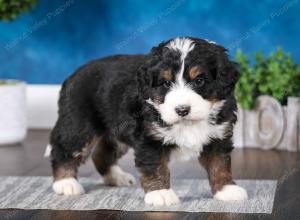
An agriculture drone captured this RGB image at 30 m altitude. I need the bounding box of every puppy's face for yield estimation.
[141,37,239,125]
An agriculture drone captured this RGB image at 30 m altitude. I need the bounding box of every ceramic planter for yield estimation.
[0,80,27,145]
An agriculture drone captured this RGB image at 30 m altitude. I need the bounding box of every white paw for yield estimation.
[52,177,85,195]
[144,189,180,206]
[103,165,136,186]
[214,184,248,201]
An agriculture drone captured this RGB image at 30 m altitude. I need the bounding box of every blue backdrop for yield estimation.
[0,0,299,84]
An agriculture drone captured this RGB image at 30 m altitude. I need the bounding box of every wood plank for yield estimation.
[0,130,299,219]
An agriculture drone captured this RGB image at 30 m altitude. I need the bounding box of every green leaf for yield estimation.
[0,0,38,21]
[234,47,300,109]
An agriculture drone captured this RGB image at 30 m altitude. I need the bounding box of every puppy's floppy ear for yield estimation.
[137,44,165,99]
[137,63,152,99]
[215,48,240,98]
[150,41,167,57]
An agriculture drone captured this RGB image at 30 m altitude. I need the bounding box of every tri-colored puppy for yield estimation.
[49,37,248,206]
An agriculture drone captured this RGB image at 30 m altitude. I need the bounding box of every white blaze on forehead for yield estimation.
[166,38,195,86]
[204,38,216,44]
[147,39,229,157]
[166,38,195,61]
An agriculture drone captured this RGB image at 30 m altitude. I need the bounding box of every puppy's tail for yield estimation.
[44,144,52,157]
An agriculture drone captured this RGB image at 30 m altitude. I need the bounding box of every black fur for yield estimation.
[50,37,240,195]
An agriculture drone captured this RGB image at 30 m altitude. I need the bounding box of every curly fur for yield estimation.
[50,37,245,203]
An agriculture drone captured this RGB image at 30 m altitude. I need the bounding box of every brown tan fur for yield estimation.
[199,148,234,194]
[72,137,99,160]
[92,137,129,175]
[149,69,173,105]
[208,96,219,104]
[189,65,202,80]
[53,137,99,181]
[53,159,79,181]
[152,93,164,104]
[140,155,170,192]
[160,69,173,81]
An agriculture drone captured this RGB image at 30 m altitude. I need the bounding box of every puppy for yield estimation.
[50,37,248,206]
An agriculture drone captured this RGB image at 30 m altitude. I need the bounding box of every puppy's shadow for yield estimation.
[180,192,213,203]
[83,183,136,194]
[182,193,252,206]
[83,183,107,193]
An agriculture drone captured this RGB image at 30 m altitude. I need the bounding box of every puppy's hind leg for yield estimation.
[50,119,99,196]
[51,158,85,196]
[92,135,136,186]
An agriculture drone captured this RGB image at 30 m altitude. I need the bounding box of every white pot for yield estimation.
[0,80,27,145]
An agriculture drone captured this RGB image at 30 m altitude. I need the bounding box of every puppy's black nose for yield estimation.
[175,105,191,117]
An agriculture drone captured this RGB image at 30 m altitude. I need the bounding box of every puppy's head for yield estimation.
[138,37,239,125]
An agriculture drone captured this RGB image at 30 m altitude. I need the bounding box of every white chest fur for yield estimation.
[152,120,228,161]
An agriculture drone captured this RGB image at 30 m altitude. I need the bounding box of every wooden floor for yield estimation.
[0,130,299,220]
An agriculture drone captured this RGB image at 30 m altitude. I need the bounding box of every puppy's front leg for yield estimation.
[199,144,248,201]
[135,148,180,206]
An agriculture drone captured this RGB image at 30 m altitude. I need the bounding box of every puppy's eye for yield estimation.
[163,80,172,88]
[194,77,205,87]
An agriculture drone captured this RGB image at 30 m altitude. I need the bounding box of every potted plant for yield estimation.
[233,48,300,151]
[0,1,38,144]
[0,0,38,21]
[0,80,27,145]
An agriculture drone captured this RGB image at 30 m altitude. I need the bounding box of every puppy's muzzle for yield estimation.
[175,105,191,117]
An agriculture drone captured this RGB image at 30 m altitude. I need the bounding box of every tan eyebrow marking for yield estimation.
[160,69,173,81]
[189,66,203,80]
[153,96,163,104]
[208,96,219,104]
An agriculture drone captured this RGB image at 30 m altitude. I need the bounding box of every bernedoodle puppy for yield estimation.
[49,37,248,206]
